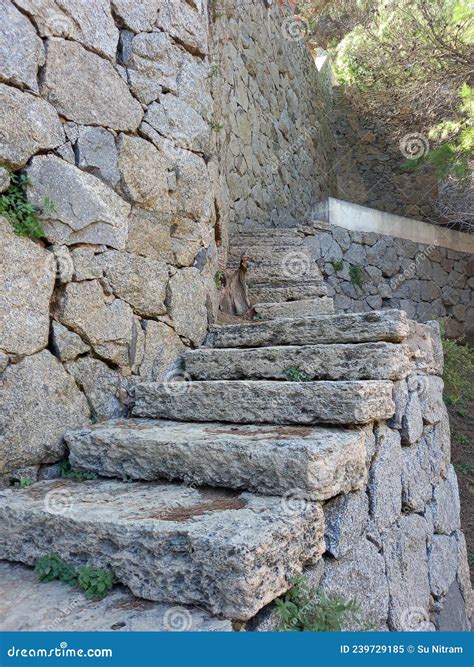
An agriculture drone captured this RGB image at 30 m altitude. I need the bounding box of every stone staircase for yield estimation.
[0,231,470,630]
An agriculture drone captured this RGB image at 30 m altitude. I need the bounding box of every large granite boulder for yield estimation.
[0,350,90,472]
[41,38,143,130]
[0,84,64,169]
[0,218,55,357]
[14,0,118,60]
[26,155,130,249]
[0,0,44,92]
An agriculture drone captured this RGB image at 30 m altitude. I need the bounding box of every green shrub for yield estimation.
[14,478,34,488]
[214,270,226,290]
[349,265,365,289]
[331,259,344,272]
[35,554,78,586]
[285,367,311,382]
[0,172,53,239]
[59,460,97,482]
[275,575,360,632]
[442,335,474,404]
[78,566,113,600]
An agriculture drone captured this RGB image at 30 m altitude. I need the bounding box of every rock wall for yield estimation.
[210,0,336,238]
[304,222,474,342]
[0,0,220,477]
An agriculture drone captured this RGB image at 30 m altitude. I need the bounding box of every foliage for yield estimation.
[349,265,364,288]
[14,478,34,488]
[275,575,360,631]
[0,172,52,239]
[441,334,474,404]
[453,432,469,447]
[35,554,78,586]
[59,460,98,482]
[285,367,312,382]
[331,259,344,272]
[214,270,226,290]
[77,566,114,600]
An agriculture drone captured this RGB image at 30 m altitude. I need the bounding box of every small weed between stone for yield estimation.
[207,63,220,79]
[35,554,113,600]
[285,367,311,382]
[275,575,361,631]
[14,478,34,488]
[59,460,98,482]
[210,116,223,131]
[214,270,226,290]
[0,172,54,239]
[331,259,344,272]
[454,432,469,447]
[349,265,365,289]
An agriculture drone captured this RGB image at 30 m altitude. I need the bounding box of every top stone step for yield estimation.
[205,310,410,349]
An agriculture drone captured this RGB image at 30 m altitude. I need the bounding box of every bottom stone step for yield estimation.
[0,561,231,632]
[254,297,334,320]
[66,420,368,500]
[0,480,324,620]
[249,282,328,303]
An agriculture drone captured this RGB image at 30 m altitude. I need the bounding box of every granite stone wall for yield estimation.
[210,0,336,240]
[304,222,474,342]
[0,0,220,477]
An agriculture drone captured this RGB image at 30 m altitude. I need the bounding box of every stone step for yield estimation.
[66,420,368,501]
[254,297,334,320]
[184,342,412,382]
[0,480,324,620]
[206,310,410,349]
[249,282,329,303]
[0,561,231,631]
[133,380,394,425]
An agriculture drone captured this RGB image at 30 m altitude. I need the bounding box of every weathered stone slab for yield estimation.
[126,207,172,262]
[0,84,64,169]
[324,490,369,559]
[417,375,445,424]
[15,0,119,61]
[65,357,126,422]
[0,350,90,472]
[248,281,328,303]
[368,425,402,532]
[254,297,334,320]
[0,219,55,357]
[435,580,470,632]
[0,167,10,193]
[66,420,367,500]
[401,438,434,512]
[51,320,90,362]
[406,321,444,376]
[431,465,461,535]
[0,480,324,619]
[0,0,44,92]
[26,156,130,249]
[168,268,208,345]
[0,561,232,632]
[184,342,412,382]
[111,0,160,32]
[133,380,395,425]
[76,126,120,187]
[400,390,423,445]
[139,321,186,381]
[206,310,410,349]
[145,96,210,152]
[127,32,181,105]
[429,534,458,598]
[41,39,143,130]
[157,0,208,55]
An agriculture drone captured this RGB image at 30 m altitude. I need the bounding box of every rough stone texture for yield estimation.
[111,0,160,32]
[0,0,44,92]
[168,269,208,345]
[139,321,186,381]
[65,357,126,422]
[145,96,210,153]
[185,342,412,382]
[401,438,434,512]
[0,84,64,169]
[76,126,120,187]
[0,167,10,193]
[368,425,402,532]
[324,490,369,559]
[101,251,169,318]
[431,465,461,535]
[127,31,182,105]
[320,538,389,630]
[254,298,335,320]
[435,580,470,632]
[125,207,172,262]
[41,39,143,130]
[55,280,136,367]
[27,156,130,249]
[0,560,231,631]
[51,320,90,362]
[157,0,208,56]
[67,420,367,500]
[0,219,56,357]
[207,310,410,349]
[134,380,395,425]
[418,375,445,425]
[455,531,474,619]
[249,282,328,303]
[0,479,324,619]
[400,391,424,445]
[0,350,89,472]
[429,534,458,598]
[117,134,170,213]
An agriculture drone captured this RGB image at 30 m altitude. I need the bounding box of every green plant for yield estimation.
[214,270,226,290]
[210,116,223,131]
[454,461,474,477]
[454,432,469,447]
[349,265,365,289]
[275,575,360,632]
[78,566,113,600]
[207,63,220,79]
[60,460,97,482]
[331,259,344,272]
[285,367,311,382]
[0,172,51,239]
[441,334,474,403]
[14,478,34,488]
[35,554,78,586]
